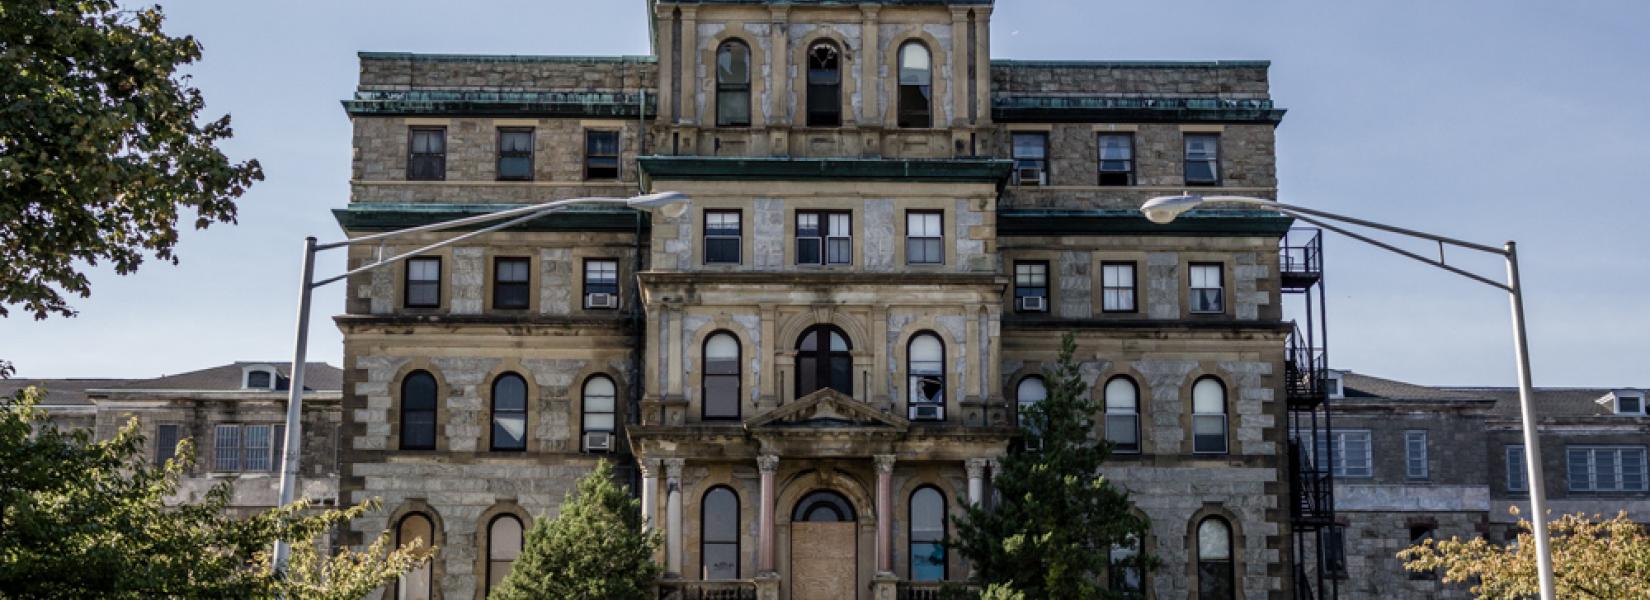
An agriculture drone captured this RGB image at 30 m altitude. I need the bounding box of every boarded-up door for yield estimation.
[791,522,857,600]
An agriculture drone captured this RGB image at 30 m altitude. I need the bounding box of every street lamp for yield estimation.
[1142,193,1555,600]
[270,191,690,571]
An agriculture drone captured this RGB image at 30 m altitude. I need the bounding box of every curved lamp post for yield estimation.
[270,191,689,571]
[1143,193,1555,600]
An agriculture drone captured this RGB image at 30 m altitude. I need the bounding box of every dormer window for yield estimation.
[1617,393,1645,416]
[1323,371,1345,400]
[245,369,273,390]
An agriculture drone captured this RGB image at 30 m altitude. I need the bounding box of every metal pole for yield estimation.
[272,236,318,572]
[1505,241,1555,600]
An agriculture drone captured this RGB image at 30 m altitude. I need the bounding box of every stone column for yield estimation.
[874,454,896,573]
[987,458,1001,507]
[665,458,685,577]
[965,458,988,507]
[641,458,661,533]
[757,454,779,573]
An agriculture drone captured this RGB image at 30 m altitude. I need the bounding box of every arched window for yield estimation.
[1110,533,1145,597]
[806,42,842,127]
[703,332,741,420]
[796,325,852,397]
[1104,376,1140,454]
[897,42,933,128]
[716,40,752,127]
[793,490,856,522]
[1016,375,1046,427]
[491,373,528,451]
[701,486,740,580]
[485,514,523,596]
[396,513,435,600]
[400,371,438,450]
[909,486,947,581]
[907,333,945,421]
[1196,517,1235,599]
[582,375,617,452]
[1192,377,1227,454]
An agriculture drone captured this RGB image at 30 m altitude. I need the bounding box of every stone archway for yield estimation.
[789,490,858,600]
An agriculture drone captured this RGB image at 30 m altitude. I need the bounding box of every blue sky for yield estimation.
[3,0,1646,387]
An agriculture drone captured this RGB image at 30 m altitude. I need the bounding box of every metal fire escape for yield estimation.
[1280,228,1341,600]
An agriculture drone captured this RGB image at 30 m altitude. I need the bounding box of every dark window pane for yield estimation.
[717,91,751,127]
[1198,561,1235,599]
[706,238,741,264]
[797,237,821,264]
[585,131,620,179]
[402,372,438,450]
[797,357,819,395]
[155,424,180,466]
[703,543,739,580]
[409,128,446,181]
[705,375,740,419]
[806,44,841,127]
[828,356,853,395]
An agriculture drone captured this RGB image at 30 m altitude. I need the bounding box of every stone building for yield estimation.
[331,1,1313,599]
[1319,372,1650,600]
[4,362,344,514]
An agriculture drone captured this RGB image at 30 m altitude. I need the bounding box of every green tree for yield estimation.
[950,333,1151,599]
[0,0,262,322]
[0,386,430,599]
[491,459,661,600]
[1399,508,1650,599]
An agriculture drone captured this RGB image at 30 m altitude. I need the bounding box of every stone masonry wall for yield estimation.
[358,54,656,92]
[990,61,1270,99]
[997,123,1278,211]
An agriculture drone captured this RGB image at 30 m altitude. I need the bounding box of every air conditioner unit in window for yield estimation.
[586,293,618,309]
[1016,168,1046,186]
[1018,296,1047,312]
[583,431,613,453]
[909,404,944,421]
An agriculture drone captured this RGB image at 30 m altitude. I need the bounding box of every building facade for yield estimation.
[6,362,344,515]
[333,1,1304,599]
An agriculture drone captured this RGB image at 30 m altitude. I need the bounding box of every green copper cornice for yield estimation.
[333,203,647,233]
[638,156,1014,185]
[998,208,1293,237]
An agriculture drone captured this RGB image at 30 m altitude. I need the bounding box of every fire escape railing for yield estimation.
[1281,228,1339,600]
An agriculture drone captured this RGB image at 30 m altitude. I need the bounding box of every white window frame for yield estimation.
[1616,393,1645,416]
[1101,262,1137,313]
[1311,430,1373,478]
[905,211,944,265]
[213,423,281,473]
[1188,263,1225,314]
[1404,430,1429,480]
[1567,446,1649,493]
[1506,444,1527,492]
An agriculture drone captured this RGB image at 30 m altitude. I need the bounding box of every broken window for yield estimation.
[807,43,842,127]
[897,42,932,128]
[907,333,944,420]
[716,41,752,127]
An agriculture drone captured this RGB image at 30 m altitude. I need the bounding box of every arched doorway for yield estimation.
[796,325,852,398]
[790,490,858,600]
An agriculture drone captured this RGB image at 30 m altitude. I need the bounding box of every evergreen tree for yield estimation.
[491,460,662,600]
[0,386,431,599]
[950,333,1152,599]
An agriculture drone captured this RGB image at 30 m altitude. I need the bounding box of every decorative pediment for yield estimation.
[746,388,909,433]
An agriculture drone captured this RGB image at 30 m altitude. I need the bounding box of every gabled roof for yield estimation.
[108,362,343,393]
[0,378,130,406]
[746,388,908,432]
[1341,372,1489,403]
[1341,371,1643,420]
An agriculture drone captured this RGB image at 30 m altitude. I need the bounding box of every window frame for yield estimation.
[396,513,436,599]
[905,210,944,265]
[896,41,933,129]
[485,514,524,596]
[1104,376,1142,454]
[1101,261,1139,314]
[1191,377,1228,455]
[583,129,621,180]
[155,424,181,466]
[795,325,853,398]
[582,258,620,310]
[1188,262,1226,315]
[1016,375,1047,429]
[1013,261,1050,313]
[1011,132,1050,186]
[1184,132,1221,186]
[908,485,948,581]
[407,126,446,181]
[580,375,618,451]
[400,370,439,451]
[805,42,843,128]
[715,40,753,128]
[1098,132,1136,186]
[702,331,742,421]
[1617,393,1646,416]
[701,485,742,580]
[1195,517,1236,600]
[212,423,281,473]
[495,127,535,181]
[1506,444,1528,493]
[906,332,946,421]
[1405,430,1430,480]
[489,373,529,452]
[704,209,744,265]
[795,210,852,266]
[1312,429,1374,479]
[404,256,442,309]
[492,256,531,310]
[1567,446,1650,493]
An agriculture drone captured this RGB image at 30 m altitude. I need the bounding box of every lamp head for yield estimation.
[1140,194,1205,224]
[628,191,691,219]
